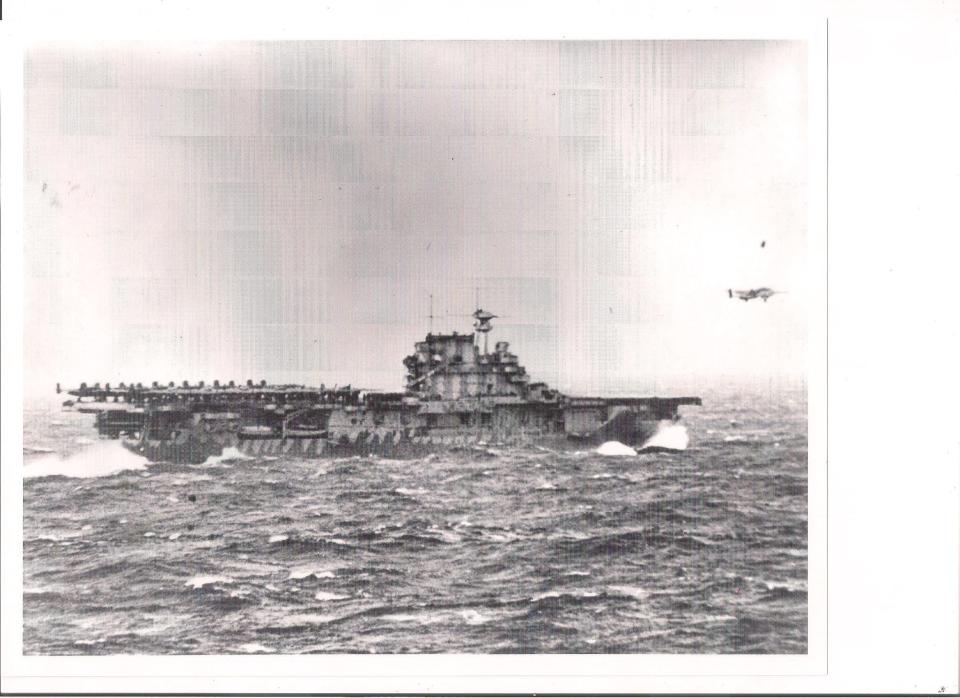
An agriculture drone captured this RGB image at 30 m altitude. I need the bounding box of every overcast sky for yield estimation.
[24,41,807,398]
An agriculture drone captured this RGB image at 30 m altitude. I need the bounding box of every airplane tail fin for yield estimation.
[727,289,732,299]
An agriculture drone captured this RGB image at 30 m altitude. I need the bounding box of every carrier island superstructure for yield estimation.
[59,310,701,464]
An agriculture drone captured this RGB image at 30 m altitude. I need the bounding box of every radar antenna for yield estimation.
[473,308,497,355]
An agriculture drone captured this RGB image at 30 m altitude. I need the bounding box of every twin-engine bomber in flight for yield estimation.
[728,287,783,302]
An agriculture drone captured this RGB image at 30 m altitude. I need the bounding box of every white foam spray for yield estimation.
[639,422,690,451]
[201,446,254,466]
[596,441,638,456]
[23,441,149,479]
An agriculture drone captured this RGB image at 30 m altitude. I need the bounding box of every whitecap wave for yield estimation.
[73,638,106,646]
[381,612,447,624]
[238,642,276,654]
[24,586,54,595]
[24,441,148,479]
[314,590,349,601]
[459,609,491,625]
[535,480,560,491]
[425,527,462,544]
[289,566,335,580]
[532,589,601,601]
[185,575,233,589]
[609,584,647,600]
[562,570,592,577]
[761,579,807,593]
[596,441,637,456]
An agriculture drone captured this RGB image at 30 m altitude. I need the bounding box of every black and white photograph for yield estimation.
[2,1,958,694]
[19,38,810,656]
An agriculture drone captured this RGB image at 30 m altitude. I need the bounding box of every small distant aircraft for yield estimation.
[728,287,783,302]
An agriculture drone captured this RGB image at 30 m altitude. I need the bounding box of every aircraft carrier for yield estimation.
[59,310,701,464]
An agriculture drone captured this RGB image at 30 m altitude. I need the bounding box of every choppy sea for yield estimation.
[22,386,807,654]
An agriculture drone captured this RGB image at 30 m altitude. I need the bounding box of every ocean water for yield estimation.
[22,387,807,654]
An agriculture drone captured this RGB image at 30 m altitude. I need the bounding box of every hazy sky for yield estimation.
[24,41,807,397]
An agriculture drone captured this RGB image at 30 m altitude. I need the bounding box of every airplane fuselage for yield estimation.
[729,287,779,302]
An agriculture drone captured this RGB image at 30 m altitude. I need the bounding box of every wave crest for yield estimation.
[24,442,148,479]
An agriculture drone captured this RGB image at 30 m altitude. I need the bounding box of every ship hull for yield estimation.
[122,417,668,464]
